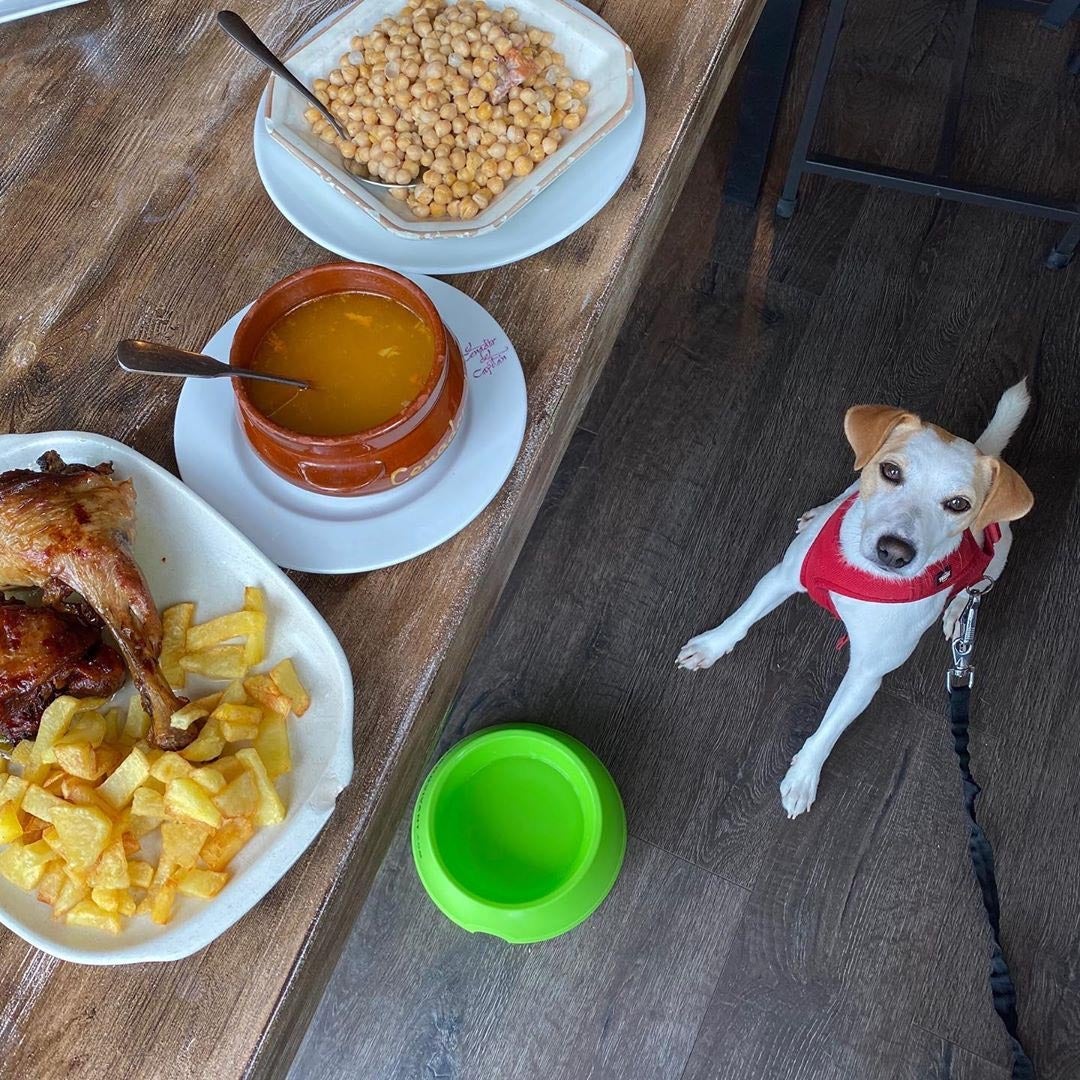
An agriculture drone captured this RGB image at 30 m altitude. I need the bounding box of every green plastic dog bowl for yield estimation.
[411,724,626,943]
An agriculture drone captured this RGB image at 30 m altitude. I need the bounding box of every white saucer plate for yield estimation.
[0,0,86,24]
[0,432,354,964]
[253,0,646,275]
[174,274,526,574]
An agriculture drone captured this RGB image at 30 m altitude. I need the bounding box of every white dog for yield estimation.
[677,382,1034,818]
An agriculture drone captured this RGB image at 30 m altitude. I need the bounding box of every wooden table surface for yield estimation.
[0,0,764,1074]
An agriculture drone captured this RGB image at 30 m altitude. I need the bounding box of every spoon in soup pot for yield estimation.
[117,339,311,390]
[216,11,416,192]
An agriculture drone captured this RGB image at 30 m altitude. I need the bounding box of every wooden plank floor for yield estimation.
[290,2,1080,1077]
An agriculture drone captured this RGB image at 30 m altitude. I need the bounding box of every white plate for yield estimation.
[174,273,526,574]
[265,0,635,239]
[0,0,85,24]
[253,13,646,273]
[0,432,354,965]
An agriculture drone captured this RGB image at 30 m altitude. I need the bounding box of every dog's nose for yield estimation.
[876,535,916,570]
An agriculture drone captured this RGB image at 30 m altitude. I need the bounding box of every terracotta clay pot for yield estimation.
[230,261,465,496]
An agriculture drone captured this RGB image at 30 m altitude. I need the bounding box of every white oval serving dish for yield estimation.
[0,431,354,965]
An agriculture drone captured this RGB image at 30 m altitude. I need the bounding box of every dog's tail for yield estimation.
[975,379,1030,457]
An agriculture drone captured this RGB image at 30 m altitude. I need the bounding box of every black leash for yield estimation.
[947,583,1035,1079]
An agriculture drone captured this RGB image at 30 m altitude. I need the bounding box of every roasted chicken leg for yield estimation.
[0,452,191,749]
[0,599,126,742]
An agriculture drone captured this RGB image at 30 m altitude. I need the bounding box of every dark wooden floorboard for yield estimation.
[291,0,1080,1076]
[288,831,745,1080]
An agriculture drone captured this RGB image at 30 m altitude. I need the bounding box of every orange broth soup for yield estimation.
[247,291,435,436]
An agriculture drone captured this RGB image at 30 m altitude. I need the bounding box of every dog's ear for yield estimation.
[975,456,1033,530]
[843,406,920,470]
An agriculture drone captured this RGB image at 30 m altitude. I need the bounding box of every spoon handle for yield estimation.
[217,11,348,140]
[118,339,227,378]
[117,339,310,389]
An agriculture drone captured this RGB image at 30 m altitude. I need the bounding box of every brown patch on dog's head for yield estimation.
[844,406,921,470]
[925,422,958,444]
[974,455,1033,530]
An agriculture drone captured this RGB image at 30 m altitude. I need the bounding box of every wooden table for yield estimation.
[0,0,764,1074]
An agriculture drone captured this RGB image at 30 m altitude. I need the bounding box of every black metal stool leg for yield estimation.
[1047,218,1080,269]
[723,0,806,206]
[776,0,850,218]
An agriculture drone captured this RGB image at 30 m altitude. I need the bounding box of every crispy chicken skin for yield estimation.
[0,452,191,749]
[0,600,126,742]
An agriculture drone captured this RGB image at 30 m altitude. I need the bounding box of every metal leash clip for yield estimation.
[947,577,995,691]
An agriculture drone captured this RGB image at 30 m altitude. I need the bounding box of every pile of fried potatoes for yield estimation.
[0,586,309,934]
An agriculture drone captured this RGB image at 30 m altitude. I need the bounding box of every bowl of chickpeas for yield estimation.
[263,0,635,238]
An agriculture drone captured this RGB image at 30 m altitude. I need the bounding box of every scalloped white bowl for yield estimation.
[264,0,635,239]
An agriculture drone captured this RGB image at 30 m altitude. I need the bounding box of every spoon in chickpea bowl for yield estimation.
[216,10,417,191]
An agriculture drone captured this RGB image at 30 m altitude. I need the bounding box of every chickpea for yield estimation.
[496,158,514,180]
[472,189,491,210]
[562,111,581,131]
[412,202,432,218]
[487,174,505,195]
[514,154,536,176]
[433,184,453,204]
[459,196,480,220]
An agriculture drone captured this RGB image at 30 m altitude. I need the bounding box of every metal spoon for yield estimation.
[216,10,415,191]
[117,339,310,390]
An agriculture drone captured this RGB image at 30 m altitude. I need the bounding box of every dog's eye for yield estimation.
[879,462,903,484]
[943,496,971,514]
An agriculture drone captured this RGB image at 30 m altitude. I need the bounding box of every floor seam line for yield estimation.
[909,1019,1011,1075]
[629,831,753,894]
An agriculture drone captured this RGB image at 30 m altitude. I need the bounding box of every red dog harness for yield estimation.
[801,494,1000,617]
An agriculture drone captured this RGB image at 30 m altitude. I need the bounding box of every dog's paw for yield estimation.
[676,629,739,671]
[942,591,969,640]
[780,757,820,818]
[795,507,822,534]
